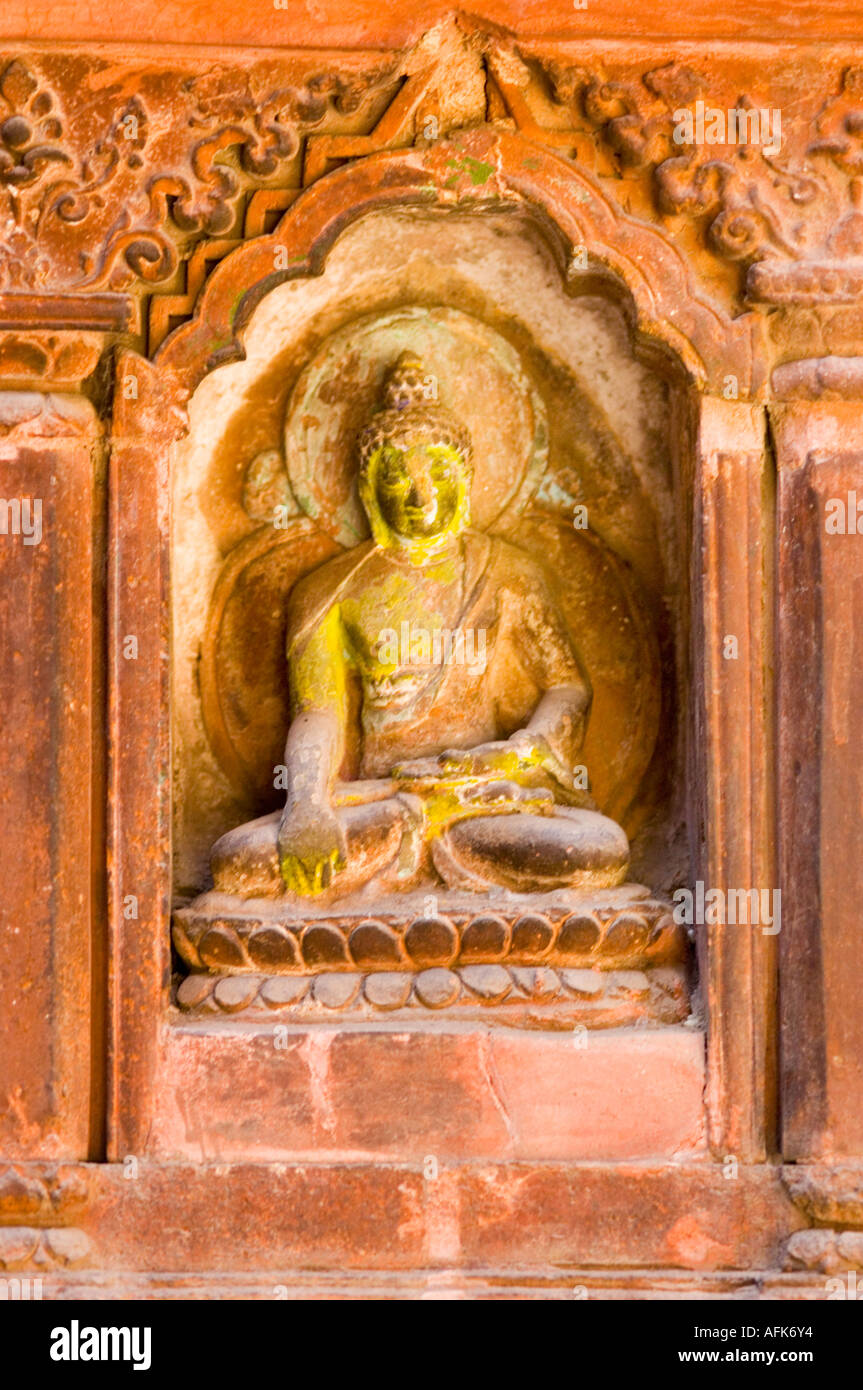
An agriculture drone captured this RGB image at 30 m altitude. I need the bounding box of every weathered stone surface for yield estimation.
[414,969,461,1008]
[173,890,685,979]
[172,961,687,1029]
[37,1155,800,1277]
[460,965,512,1002]
[214,977,261,1013]
[302,925,351,968]
[783,1164,863,1227]
[774,404,863,1160]
[558,915,602,956]
[350,920,404,968]
[199,926,247,971]
[42,1227,91,1266]
[176,974,215,1010]
[609,971,651,998]
[8,0,863,48]
[313,974,361,1009]
[149,1023,707,1163]
[5,1,863,1302]
[363,972,413,1009]
[510,915,555,958]
[259,977,309,1008]
[602,915,650,958]
[247,925,300,969]
[459,914,510,960]
[561,969,604,997]
[0,393,101,1160]
[0,1223,90,1270]
[404,919,459,968]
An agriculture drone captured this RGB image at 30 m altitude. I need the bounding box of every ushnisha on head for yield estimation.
[358,351,473,559]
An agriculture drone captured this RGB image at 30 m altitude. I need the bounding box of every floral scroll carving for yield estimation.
[0,52,399,300]
[536,57,820,274]
[3,29,863,349]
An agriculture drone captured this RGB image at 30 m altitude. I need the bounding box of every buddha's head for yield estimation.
[358,352,472,560]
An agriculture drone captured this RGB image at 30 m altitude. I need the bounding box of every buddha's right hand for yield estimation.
[278,803,347,895]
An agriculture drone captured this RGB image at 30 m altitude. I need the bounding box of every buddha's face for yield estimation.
[368,443,467,543]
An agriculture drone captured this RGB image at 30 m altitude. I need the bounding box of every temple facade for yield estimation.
[1,2,863,1298]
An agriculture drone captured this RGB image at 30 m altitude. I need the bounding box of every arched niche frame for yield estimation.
[107,131,775,1165]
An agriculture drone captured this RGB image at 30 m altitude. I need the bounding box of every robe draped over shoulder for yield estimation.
[285,532,589,779]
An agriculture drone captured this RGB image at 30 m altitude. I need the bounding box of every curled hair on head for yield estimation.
[358,351,472,474]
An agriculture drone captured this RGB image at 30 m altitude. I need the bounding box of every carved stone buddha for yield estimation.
[174,345,687,1025]
[209,352,630,903]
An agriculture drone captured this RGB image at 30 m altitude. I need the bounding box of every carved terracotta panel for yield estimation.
[1,3,862,1302]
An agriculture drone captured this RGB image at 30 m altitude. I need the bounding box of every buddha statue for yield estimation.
[210,351,631,904]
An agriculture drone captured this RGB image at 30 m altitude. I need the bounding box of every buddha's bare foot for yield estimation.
[211,800,409,900]
[431,806,630,893]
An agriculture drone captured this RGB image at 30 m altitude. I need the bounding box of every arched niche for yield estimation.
[170,204,688,903]
[108,135,772,1162]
